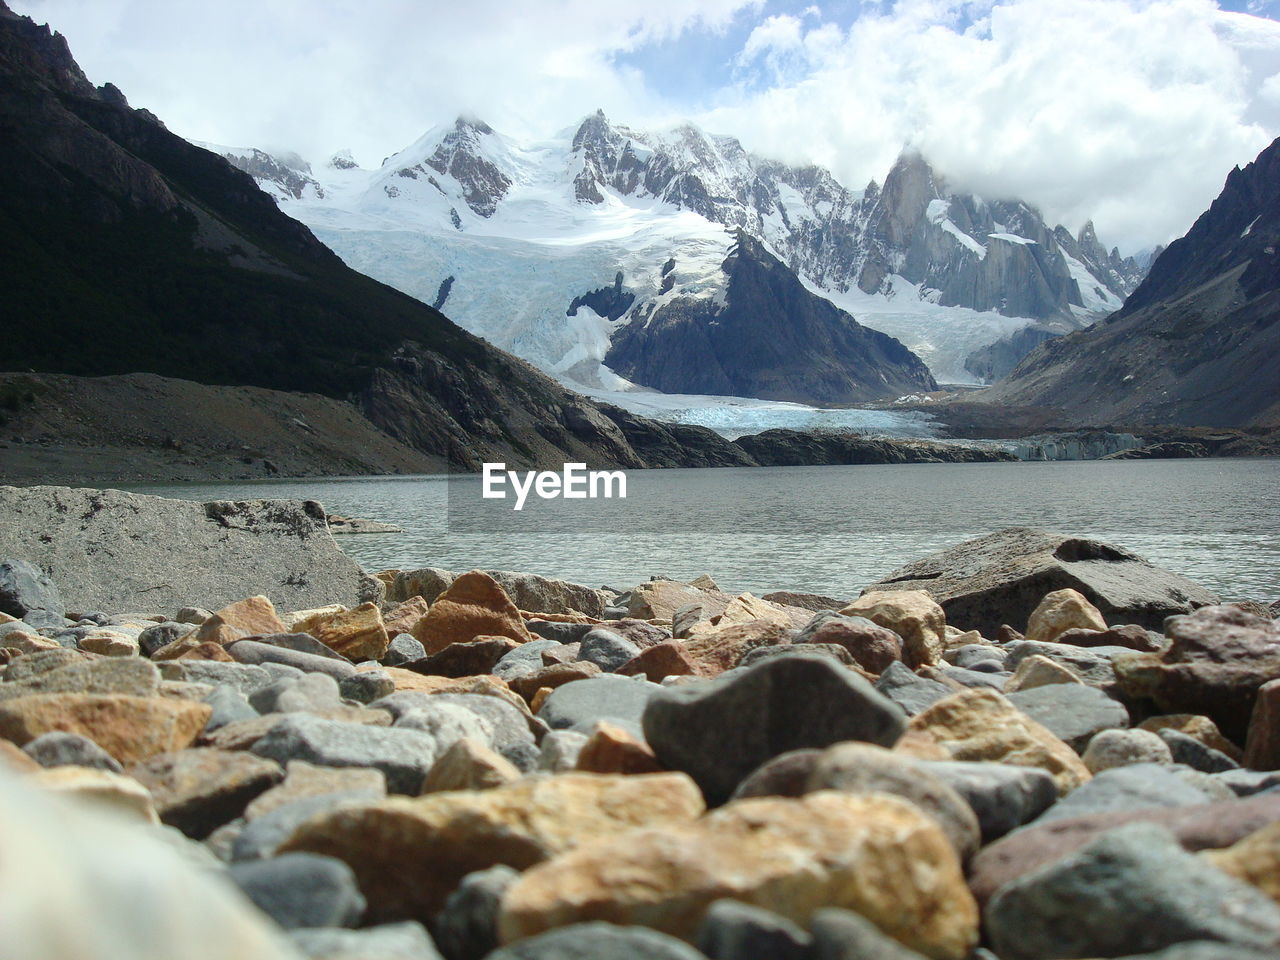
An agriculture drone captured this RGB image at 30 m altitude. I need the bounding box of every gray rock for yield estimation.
[1007,682,1130,751]
[1083,728,1174,773]
[484,922,708,960]
[291,922,444,959]
[946,644,1009,669]
[643,653,907,804]
[538,730,589,772]
[250,632,352,663]
[138,621,190,656]
[808,908,931,960]
[0,486,367,612]
[696,899,810,960]
[874,661,953,716]
[731,749,823,800]
[394,701,494,754]
[804,743,980,859]
[1107,944,1280,960]
[483,570,613,619]
[1213,769,1280,797]
[340,670,396,704]
[373,692,539,773]
[491,639,561,681]
[736,643,858,670]
[863,527,1219,636]
[0,558,65,630]
[249,714,439,794]
[231,790,380,861]
[577,629,641,672]
[22,731,122,772]
[0,647,84,680]
[0,656,159,702]
[228,853,365,930]
[249,673,344,715]
[1031,764,1221,825]
[985,823,1280,959]
[228,639,357,680]
[1157,728,1240,773]
[525,620,593,644]
[433,864,519,960]
[158,660,278,695]
[382,633,427,667]
[204,685,259,733]
[175,606,212,625]
[938,664,1007,690]
[965,660,1008,675]
[671,603,705,640]
[1005,640,1133,688]
[920,760,1058,843]
[539,675,659,733]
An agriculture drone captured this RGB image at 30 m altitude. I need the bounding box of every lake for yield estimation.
[124,458,1280,603]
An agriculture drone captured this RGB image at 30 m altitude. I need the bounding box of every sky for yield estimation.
[12,0,1280,252]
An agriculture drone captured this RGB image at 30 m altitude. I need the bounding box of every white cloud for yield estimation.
[9,0,760,163]
[703,0,1280,250]
[11,0,1280,251]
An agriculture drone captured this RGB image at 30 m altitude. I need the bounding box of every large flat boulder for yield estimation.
[863,528,1217,637]
[0,486,368,613]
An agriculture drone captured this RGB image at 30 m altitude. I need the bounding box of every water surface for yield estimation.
[125,458,1280,602]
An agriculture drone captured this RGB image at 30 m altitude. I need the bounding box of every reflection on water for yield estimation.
[123,458,1280,601]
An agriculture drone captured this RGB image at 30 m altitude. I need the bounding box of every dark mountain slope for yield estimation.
[605,232,938,404]
[0,2,714,471]
[984,137,1280,428]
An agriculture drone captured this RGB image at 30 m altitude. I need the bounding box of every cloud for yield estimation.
[9,0,759,163]
[12,0,1280,251]
[703,0,1280,250]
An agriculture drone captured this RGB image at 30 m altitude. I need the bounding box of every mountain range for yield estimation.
[214,112,1146,393]
[0,2,750,472]
[986,134,1280,428]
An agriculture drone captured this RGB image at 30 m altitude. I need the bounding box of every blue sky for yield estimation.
[12,0,1280,250]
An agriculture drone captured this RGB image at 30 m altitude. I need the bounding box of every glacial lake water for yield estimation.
[123,458,1280,603]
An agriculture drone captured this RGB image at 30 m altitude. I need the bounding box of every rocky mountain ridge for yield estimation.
[209,111,1145,390]
[985,136,1280,428]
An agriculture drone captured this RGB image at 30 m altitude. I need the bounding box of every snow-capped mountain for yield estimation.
[205,112,1145,391]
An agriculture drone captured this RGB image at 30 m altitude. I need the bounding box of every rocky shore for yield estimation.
[1,487,1279,960]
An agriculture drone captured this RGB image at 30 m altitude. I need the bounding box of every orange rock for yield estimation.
[576,722,664,775]
[684,620,792,676]
[193,596,285,646]
[290,602,389,661]
[0,694,210,765]
[174,641,234,662]
[383,596,431,638]
[618,640,703,682]
[411,571,532,655]
[509,662,602,702]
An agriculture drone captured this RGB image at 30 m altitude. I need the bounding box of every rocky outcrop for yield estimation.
[210,147,323,202]
[606,233,937,405]
[864,527,1219,636]
[986,136,1280,428]
[567,272,635,321]
[0,7,700,473]
[733,430,1015,466]
[0,485,368,612]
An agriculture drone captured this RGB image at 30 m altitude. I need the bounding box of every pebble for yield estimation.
[129,747,283,838]
[1083,728,1174,773]
[22,730,123,772]
[920,760,1058,843]
[486,922,709,960]
[808,907,932,960]
[874,661,954,716]
[577,628,641,672]
[382,632,428,667]
[250,714,442,794]
[1005,682,1130,752]
[339,668,396,704]
[643,654,907,804]
[228,852,366,930]
[696,899,811,960]
[1030,763,1219,825]
[839,590,945,668]
[434,864,519,960]
[1157,727,1240,773]
[985,822,1280,959]
[290,921,444,959]
[538,674,659,735]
